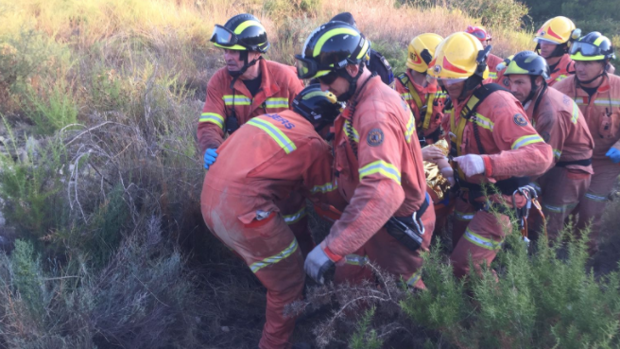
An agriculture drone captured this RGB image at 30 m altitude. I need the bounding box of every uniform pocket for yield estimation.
[335,139,357,200]
[598,109,620,140]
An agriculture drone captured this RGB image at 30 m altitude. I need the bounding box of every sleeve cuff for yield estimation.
[323,245,343,262]
[482,155,493,177]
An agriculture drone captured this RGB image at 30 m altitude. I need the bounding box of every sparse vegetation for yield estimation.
[0,0,617,348]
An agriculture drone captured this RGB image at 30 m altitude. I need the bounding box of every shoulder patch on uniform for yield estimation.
[540,131,550,142]
[367,128,384,147]
[561,94,571,106]
[513,113,528,127]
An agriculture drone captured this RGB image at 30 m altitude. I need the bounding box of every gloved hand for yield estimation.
[304,245,336,284]
[203,148,218,169]
[606,147,620,164]
[453,154,485,177]
[440,166,455,186]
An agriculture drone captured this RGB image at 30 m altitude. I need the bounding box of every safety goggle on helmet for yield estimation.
[295,21,371,82]
[569,32,615,61]
[209,14,270,53]
[210,25,237,47]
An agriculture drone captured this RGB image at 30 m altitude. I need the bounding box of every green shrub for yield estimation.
[350,307,384,349]
[0,124,69,246]
[24,80,79,135]
[401,228,620,348]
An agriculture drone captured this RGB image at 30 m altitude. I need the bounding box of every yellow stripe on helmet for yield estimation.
[314,28,360,57]
[234,20,265,35]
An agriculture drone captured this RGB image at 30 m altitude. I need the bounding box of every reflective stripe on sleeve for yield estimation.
[247,118,297,154]
[511,134,544,150]
[463,228,503,251]
[571,102,579,124]
[405,111,415,143]
[283,206,307,225]
[199,112,224,129]
[359,160,401,185]
[250,239,298,273]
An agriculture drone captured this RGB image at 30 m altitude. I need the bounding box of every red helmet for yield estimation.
[466,25,491,43]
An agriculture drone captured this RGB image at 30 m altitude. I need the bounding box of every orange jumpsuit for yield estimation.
[525,86,594,240]
[201,110,336,349]
[324,75,435,289]
[444,85,553,278]
[547,54,575,87]
[395,71,446,143]
[197,59,310,254]
[487,53,504,81]
[554,74,620,253]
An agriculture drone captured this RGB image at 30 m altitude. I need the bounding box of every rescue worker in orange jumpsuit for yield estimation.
[395,33,446,145]
[200,14,312,255]
[201,85,342,349]
[466,25,503,82]
[395,33,454,234]
[554,32,619,254]
[428,32,553,278]
[295,21,435,288]
[534,16,581,86]
[503,51,594,242]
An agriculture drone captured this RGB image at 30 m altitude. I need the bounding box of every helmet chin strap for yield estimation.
[337,63,365,102]
[459,74,483,100]
[225,51,262,134]
[522,76,540,106]
[577,69,607,86]
[228,50,261,79]
[536,43,568,61]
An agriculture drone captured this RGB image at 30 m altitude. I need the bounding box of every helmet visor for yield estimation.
[570,42,601,57]
[469,30,487,41]
[436,77,467,87]
[295,55,334,80]
[210,25,237,46]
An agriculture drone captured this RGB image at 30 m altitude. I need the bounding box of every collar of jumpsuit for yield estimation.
[231,58,282,102]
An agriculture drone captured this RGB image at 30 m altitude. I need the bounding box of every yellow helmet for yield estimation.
[406,33,444,73]
[428,32,489,81]
[534,16,579,45]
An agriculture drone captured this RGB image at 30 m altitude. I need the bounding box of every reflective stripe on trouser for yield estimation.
[450,209,511,279]
[201,186,304,349]
[276,192,314,258]
[575,159,620,254]
[533,166,591,241]
[334,205,436,290]
[452,198,476,249]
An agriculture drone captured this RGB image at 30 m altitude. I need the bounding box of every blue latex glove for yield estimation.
[203,148,218,169]
[606,147,620,164]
